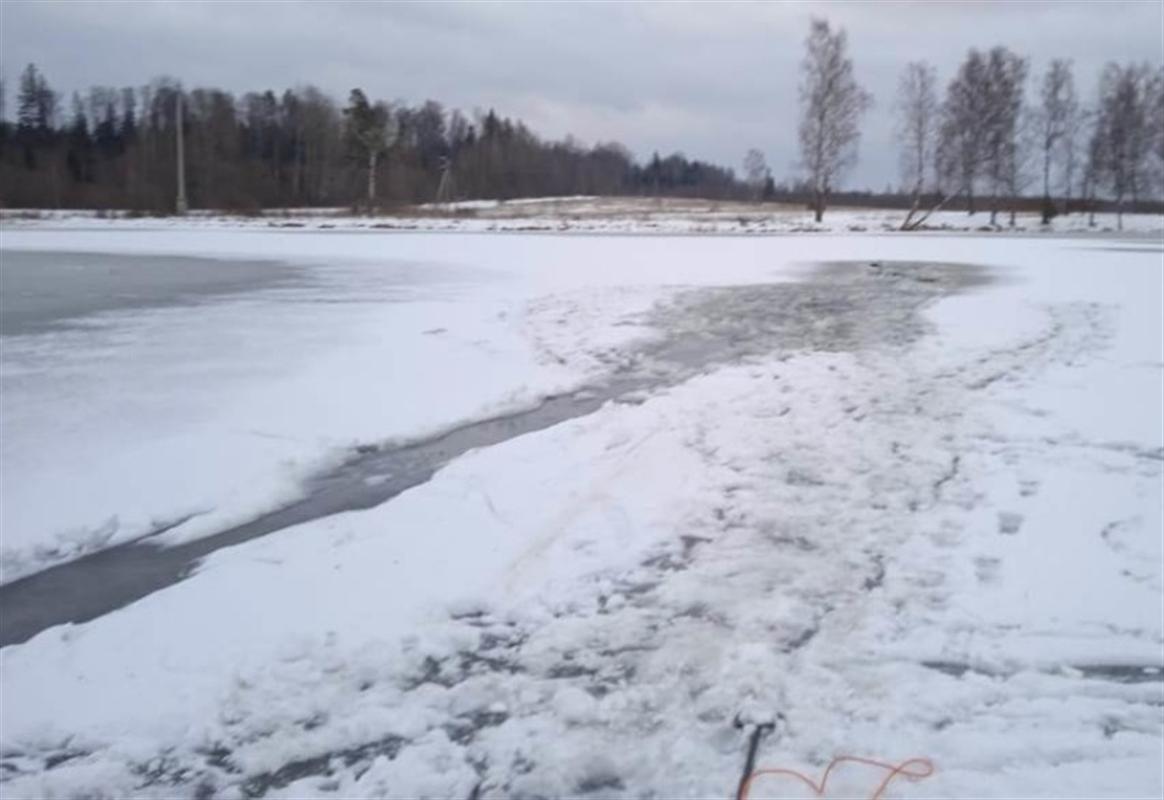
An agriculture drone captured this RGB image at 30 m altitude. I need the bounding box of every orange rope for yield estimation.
[740,755,935,800]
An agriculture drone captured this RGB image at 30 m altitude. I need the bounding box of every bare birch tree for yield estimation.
[1004,106,1038,226]
[981,47,1028,226]
[343,88,396,210]
[1037,59,1078,221]
[895,61,940,229]
[742,148,768,200]
[1082,111,1105,227]
[939,50,990,214]
[1148,67,1164,200]
[1093,62,1153,229]
[797,18,871,222]
[1062,105,1088,208]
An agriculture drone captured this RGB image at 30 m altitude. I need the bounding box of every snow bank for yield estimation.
[3,202,1162,236]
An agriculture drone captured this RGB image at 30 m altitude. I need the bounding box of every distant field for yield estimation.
[3,195,1162,235]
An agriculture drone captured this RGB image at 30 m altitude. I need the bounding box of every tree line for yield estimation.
[0,65,740,212]
[3,20,1163,222]
[791,18,1164,227]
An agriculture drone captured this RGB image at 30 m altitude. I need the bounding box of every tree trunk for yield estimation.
[1041,152,1054,224]
[966,185,976,215]
[366,150,377,208]
[813,190,824,222]
[900,185,923,230]
[1043,151,1051,204]
[50,158,60,209]
[292,127,303,203]
[901,190,954,231]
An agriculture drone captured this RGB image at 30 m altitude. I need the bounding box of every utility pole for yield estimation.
[435,155,455,209]
[175,89,188,215]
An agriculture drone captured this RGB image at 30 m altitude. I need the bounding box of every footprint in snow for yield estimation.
[998,511,1024,535]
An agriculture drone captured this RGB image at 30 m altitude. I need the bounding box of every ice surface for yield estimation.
[0,220,1160,798]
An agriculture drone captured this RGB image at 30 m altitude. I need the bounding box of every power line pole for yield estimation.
[175,89,188,215]
[435,155,455,209]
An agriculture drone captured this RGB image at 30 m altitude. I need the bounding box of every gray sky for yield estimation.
[2,0,1161,189]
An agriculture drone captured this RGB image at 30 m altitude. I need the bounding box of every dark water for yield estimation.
[0,250,298,335]
[0,260,989,647]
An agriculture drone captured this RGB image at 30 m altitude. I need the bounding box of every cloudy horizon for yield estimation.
[2,0,1161,190]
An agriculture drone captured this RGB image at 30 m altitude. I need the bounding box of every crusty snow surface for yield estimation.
[0,222,1161,798]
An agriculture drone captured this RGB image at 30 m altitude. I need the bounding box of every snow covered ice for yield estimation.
[0,218,1161,798]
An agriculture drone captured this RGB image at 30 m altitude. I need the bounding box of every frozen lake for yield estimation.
[0,257,984,646]
[0,221,1160,799]
[0,236,526,586]
[0,250,300,336]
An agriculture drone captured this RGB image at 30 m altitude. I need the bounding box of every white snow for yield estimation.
[1,231,803,579]
[3,200,1161,237]
[0,220,1161,798]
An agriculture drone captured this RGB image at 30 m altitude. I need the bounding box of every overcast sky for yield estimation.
[2,1,1161,189]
